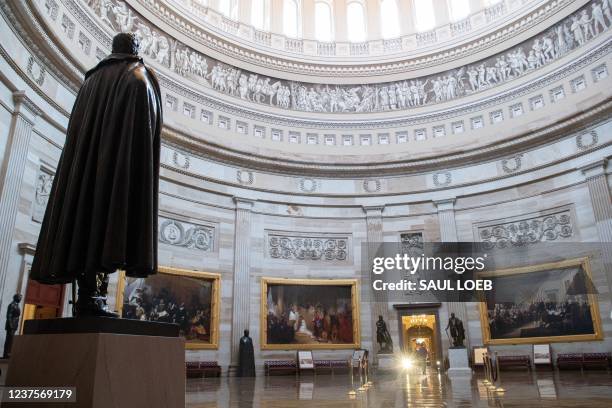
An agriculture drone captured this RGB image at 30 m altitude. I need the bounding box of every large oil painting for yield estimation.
[116,267,220,349]
[261,278,360,350]
[478,258,602,345]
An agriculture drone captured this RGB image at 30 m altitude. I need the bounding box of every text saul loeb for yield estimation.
[370,254,493,292]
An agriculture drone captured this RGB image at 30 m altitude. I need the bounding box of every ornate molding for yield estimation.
[477,209,573,249]
[158,217,214,252]
[267,232,348,261]
[131,0,574,78]
[32,166,54,223]
[78,0,608,115]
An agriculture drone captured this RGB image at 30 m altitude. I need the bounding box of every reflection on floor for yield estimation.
[186,369,612,407]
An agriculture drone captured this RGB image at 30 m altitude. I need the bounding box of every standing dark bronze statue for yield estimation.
[376,315,393,353]
[30,33,163,317]
[445,313,466,348]
[3,294,22,358]
[238,329,255,377]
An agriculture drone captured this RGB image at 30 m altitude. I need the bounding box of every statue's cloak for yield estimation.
[30,54,162,284]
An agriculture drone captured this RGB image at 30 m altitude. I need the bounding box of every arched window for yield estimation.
[448,0,470,22]
[218,0,238,19]
[314,1,333,41]
[347,1,366,42]
[251,0,270,30]
[380,0,400,39]
[414,0,436,32]
[283,0,301,38]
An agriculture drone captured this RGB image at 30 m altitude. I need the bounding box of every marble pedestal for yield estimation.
[447,348,472,376]
[376,353,396,371]
[4,321,185,408]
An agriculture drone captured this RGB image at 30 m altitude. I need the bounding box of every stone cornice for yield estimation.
[162,99,612,176]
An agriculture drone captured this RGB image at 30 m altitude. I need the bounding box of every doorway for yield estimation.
[20,279,65,332]
[394,303,442,367]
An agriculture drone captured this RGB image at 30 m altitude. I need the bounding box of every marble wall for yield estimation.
[0,0,610,376]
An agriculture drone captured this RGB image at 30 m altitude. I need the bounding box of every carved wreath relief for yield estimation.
[158,217,214,252]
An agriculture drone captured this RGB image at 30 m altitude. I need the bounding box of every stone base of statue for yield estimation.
[4,318,184,408]
[376,353,396,371]
[447,347,472,376]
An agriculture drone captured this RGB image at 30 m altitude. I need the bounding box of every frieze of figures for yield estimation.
[85,0,610,114]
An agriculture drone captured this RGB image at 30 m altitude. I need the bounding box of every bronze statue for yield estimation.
[3,294,22,358]
[376,315,393,353]
[445,313,466,348]
[237,329,255,377]
[30,33,162,317]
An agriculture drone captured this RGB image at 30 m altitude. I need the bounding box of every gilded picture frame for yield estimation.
[260,277,360,350]
[477,257,603,345]
[116,266,221,349]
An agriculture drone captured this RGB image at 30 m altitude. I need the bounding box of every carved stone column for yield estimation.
[581,160,612,300]
[333,0,347,42]
[238,0,252,24]
[365,0,381,39]
[434,198,470,346]
[270,0,283,33]
[230,197,254,370]
[399,0,416,35]
[0,92,39,312]
[363,206,387,358]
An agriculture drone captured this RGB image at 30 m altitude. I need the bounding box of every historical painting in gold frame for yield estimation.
[477,257,602,345]
[260,277,360,350]
[116,267,220,349]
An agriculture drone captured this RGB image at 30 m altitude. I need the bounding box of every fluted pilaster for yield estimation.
[434,198,470,346]
[582,160,612,300]
[0,91,39,311]
[363,205,386,357]
[231,197,254,366]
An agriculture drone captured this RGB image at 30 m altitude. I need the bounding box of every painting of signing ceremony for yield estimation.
[262,278,358,349]
[480,258,601,345]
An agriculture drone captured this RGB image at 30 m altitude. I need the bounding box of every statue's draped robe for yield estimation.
[238,336,256,377]
[30,54,162,283]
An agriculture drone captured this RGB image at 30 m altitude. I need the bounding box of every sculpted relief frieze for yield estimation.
[32,166,54,223]
[268,233,349,261]
[158,217,214,252]
[477,210,573,249]
[82,0,610,115]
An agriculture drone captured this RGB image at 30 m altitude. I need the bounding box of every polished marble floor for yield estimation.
[186,369,612,407]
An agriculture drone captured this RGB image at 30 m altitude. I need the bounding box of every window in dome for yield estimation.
[218,0,238,19]
[360,134,371,145]
[378,133,389,144]
[483,0,503,6]
[306,133,319,144]
[448,0,470,22]
[380,0,400,39]
[347,1,366,42]
[452,121,464,134]
[550,86,565,103]
[315,1,334,41]
[396,131,408,143]
[252,0,270,30]
[283,0,301,38]
[324,134,336,145]
[414,0,436,32]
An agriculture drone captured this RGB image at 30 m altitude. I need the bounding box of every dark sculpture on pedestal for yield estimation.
[238,329,255,377]
[445,313,466,348]
[3,294,22,358]
[30,33,162,317]
[376,315,393,354]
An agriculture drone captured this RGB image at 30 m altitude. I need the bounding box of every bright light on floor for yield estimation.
[402,357,413,370]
